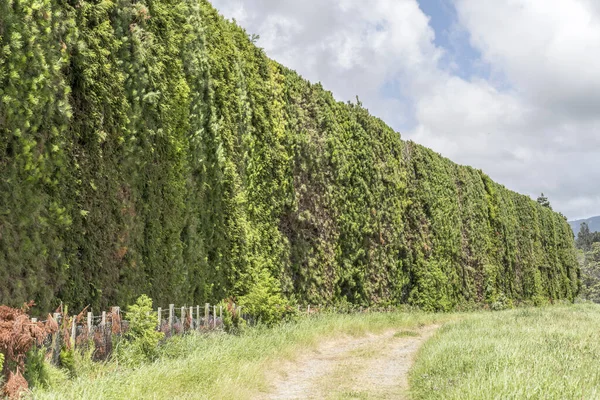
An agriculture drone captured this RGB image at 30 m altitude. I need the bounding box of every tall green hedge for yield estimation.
[0,0,579,313]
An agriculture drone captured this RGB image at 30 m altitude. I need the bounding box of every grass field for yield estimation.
[31,304,600,399]
[410,304,600,399]
[32,311,451,399]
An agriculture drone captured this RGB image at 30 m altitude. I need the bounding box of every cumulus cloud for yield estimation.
[211,0,600,220]
[451,0,600,218]
[212,0,439,129]
[456,0,600,117]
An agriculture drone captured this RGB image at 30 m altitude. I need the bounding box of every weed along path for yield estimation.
[259,324,439,400]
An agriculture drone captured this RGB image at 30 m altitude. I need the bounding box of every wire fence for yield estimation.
[31,303,399,364]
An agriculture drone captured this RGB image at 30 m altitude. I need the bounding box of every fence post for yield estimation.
[189,306,194,330]
[169,304,174,335]
[52,313,61,365]
[87,312,92,332]
[71,315,76,348]
[204,303,209,328]
[112,306,122,334]
[157,307,162,330]
[307,305,310,315]
[219,306,223,327]
[101,311,106,340]
[180,306,185,332]
[196,305,200,330]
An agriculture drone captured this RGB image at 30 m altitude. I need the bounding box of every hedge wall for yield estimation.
[0,0,579,312]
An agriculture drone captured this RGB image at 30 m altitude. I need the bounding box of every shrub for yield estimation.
[59,347,75,377]
[490,293,513,311]
[219,299,246,334]
[238,269,297,326]
[117,295,164,366]
[71,344,98,378]
[24,347,51,389]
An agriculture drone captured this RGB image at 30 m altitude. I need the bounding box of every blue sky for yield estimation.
[417,0,486,79]
[381,0,491,130]
[212,0,600,220]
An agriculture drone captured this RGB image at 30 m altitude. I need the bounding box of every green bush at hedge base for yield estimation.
[117,295,164,366]
[0,0,579,313]
[239,268,298,326]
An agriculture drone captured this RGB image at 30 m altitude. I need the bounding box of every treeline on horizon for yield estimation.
[575,223,600,302]
[0,0,579,313]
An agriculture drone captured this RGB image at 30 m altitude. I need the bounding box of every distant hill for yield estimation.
[569,216,600,235]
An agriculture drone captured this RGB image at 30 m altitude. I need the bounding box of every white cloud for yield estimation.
[211,0,600,220]
[455,0,600,118]
[212,0,440,129]
[450,0,600,218]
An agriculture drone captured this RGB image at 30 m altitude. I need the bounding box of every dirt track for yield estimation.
[258,325,439,400]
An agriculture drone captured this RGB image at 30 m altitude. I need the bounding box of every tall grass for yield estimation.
[32,311,450,399]
[410,303,600,399]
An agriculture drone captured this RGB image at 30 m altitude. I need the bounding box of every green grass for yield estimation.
[31,304,600,399]
[32,311,451,400]
[410,303,600,399]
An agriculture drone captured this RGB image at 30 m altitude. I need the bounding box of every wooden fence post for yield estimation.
[71,316,76,348]
[52,313,61,365]
[307,305,310,315]
[102,311,106,326]
[180,307,185,332]
[87,312,92,332]
[204,303,209,328]
[189,306,194,330]
[219,305,223,327]
[157,307,162,330]
[169,304,174,335]
[115,306,122,334]
[196,305,200,330]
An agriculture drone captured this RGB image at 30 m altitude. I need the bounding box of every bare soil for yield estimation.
[258,325,439,400]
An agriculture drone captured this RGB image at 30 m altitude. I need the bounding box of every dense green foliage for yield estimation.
[0,0,578,313]
[579,245,600,303]
[576,222,600,251]
[575,223,600,302]
[24,347,51,389]
[238,268,295,326]
[117,295,164,365]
